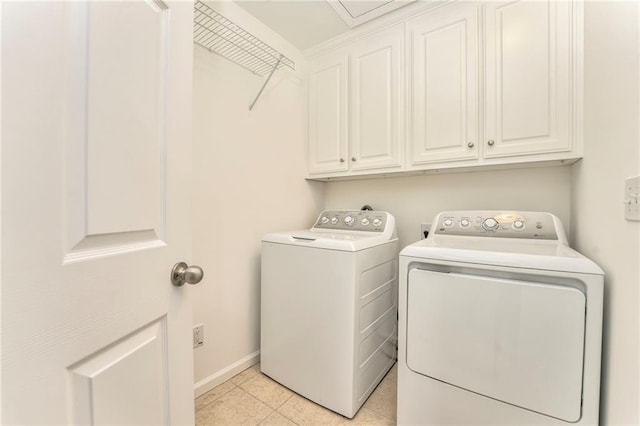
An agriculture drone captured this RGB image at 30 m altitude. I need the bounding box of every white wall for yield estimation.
[325,166,572,250]
[191,2,324,395]
[572,2,640,424]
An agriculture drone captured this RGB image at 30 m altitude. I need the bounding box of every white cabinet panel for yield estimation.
[409,4,479,165]
[350,25,405,171]
[308,54,349,174]
[485,0,572,157]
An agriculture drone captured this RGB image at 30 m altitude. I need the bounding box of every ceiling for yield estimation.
[234,0,416,51]
[235,1,351,51]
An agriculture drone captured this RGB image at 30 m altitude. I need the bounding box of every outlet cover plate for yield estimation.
[193,324,204,348]
[421,223,432,239]
[625,176,640,221]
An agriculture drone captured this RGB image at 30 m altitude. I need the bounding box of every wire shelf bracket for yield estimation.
[193,1,296,111]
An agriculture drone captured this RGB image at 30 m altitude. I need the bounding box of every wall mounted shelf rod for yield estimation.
[249,54,282,111]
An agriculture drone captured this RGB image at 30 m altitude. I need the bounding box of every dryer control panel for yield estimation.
[313,210,389,232]
[433,210,560,240]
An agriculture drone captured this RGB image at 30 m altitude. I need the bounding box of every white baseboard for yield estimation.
[193,350,261,398]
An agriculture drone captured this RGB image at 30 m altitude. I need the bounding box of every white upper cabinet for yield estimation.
[307,24,405,177]
[408,3,479,165]
[306,1,582,180]
[349,25,405,171]
[308,52,349,174]
[484,1,574,158]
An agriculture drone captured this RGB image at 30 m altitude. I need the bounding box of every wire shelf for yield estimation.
[193,1,295,77]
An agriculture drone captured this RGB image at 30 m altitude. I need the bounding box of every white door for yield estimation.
[484,0,573,158]
[2,1,196,424]
[349,24,404,172]
[408,3,479,165]
[308,51,349,175]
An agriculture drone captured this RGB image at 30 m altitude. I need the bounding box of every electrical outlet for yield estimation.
[625,176,640,221]
[193,324,204,348]
[420,223,432,239]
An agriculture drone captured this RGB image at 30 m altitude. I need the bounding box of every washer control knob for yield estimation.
[361,218,370,226]
[482,217,499,231]
[321,216,329,224]
[460,218,471,228]
[512,219,525,230]
[372,218,382,227]
[443,218,454,228]
[330,216,339,225]
[344,216,355,226]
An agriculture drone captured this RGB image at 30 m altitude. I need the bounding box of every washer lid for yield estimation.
[262,230,396,252]
[400,235,603,275]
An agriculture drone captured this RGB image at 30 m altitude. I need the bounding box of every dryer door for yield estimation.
[406,269,586,422]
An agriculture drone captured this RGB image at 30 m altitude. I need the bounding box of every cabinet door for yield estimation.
[409,4,479,166]
[485,1,573,158]
[308,53,349,174]
[349,25,405,171]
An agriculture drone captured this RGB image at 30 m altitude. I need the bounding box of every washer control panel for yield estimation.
[313,210,388,232]
[434,211,558,239]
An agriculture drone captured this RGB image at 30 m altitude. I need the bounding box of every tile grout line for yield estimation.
[234,383,279,425]
[238,373,296,410]
[195,382,240,412]
[272,393,301,425]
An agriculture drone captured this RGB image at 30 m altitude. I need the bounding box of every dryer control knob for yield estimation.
[330,216,339,224]
[460,218,471,228]
[512,219,525,230]
[361,218,370,226]
[373,218,382,227]
[482,217,499,231]
[344,216,355,226]
[443,219,454,228]
[321,216,329,224]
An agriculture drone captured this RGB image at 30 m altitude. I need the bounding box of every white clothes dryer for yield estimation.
[398,211,603,425]
[261,210,398,418]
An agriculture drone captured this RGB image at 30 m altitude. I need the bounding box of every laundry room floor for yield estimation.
[195,363,397,425]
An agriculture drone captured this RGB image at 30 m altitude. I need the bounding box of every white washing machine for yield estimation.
[261,210,398,418]
[398,210,604,425]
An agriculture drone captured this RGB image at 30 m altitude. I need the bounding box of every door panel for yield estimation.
[308,53,349,174]
[485,0,572,157]
[409,4,479,165]
[350,25,404,171]
[407,269,585,422]
[85,1,167,236]
[66,1,170,261]
[2,1,194,424]
[69,320,168,425]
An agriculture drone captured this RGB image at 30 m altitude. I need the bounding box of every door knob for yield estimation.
[171,262,204,287]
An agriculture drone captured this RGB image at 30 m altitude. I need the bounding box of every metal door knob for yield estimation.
[467,142,474,148]
[171,262,204,287]
[487,139,495,146]
[351,157,357,162]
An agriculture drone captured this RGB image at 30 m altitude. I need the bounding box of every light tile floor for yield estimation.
[195,363,397,426]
